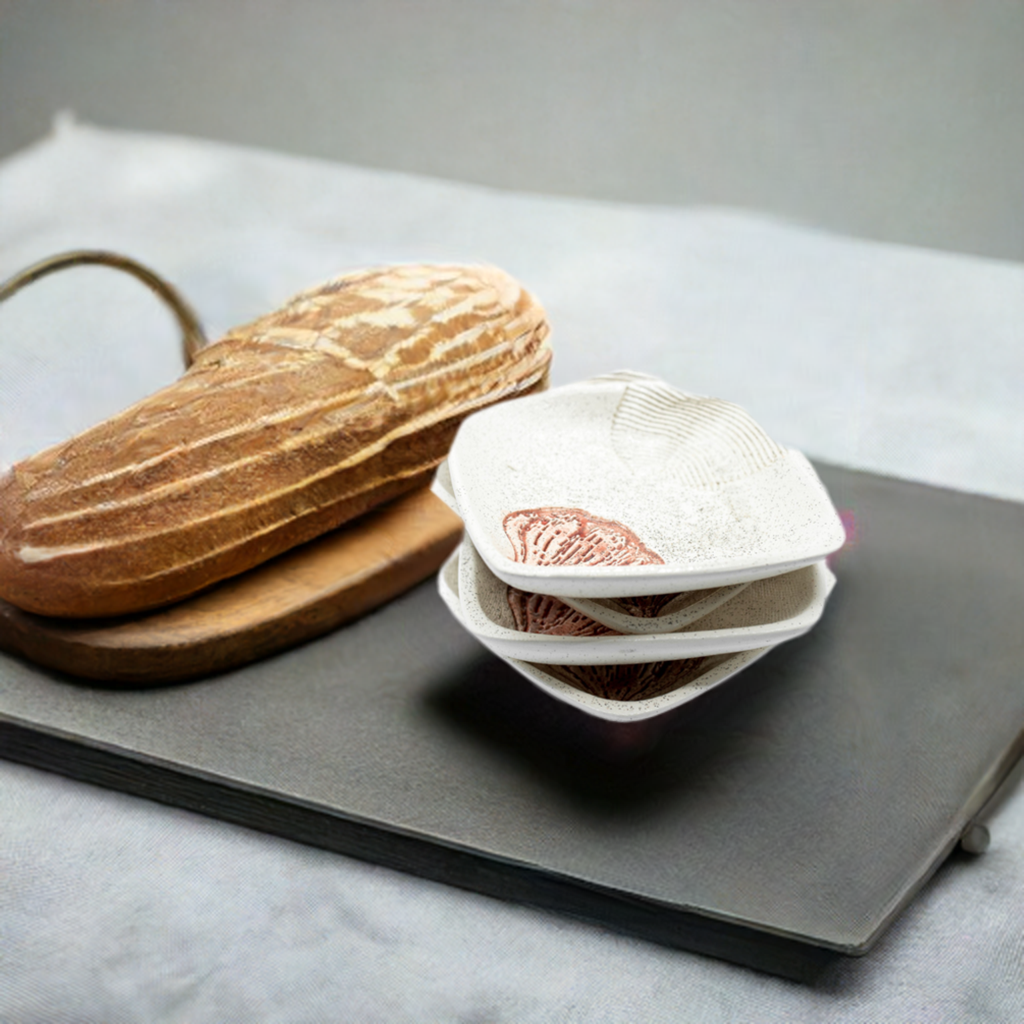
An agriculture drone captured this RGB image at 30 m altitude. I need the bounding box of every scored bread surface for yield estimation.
[0,264,551,617]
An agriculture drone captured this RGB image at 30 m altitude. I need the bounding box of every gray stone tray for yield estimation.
[2,464,1022,981]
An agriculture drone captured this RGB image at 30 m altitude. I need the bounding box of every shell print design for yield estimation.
[505,587,618,637]
[499,506,709,700]
[502,507,665,642]
[543,657,711,702]
[502,507,664,568]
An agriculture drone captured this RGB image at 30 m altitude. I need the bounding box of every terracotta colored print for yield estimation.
[502,507,665,567]
[503,507,706,700]
[506,587,618,637]
[502,505,661,636]
[612,593,681,618]
[544,657,710,702]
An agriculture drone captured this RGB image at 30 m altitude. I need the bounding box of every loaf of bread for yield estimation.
[0,264,551,617]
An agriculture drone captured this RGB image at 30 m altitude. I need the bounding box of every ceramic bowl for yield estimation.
[436,545,774,723]
[434,458,753,635]
[456,537,835,665]
[446,373,846,597]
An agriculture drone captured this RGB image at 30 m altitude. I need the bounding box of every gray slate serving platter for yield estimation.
[1,464,1022,981]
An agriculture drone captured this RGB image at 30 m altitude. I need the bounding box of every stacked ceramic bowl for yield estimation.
[433,372,846,722]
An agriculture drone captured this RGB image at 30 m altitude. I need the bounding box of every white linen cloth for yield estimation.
[1,118,1022,1021]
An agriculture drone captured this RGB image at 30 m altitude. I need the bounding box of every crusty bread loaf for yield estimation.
[0,264,551,617]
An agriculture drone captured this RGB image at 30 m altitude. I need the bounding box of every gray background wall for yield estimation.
[1,0,1021,261]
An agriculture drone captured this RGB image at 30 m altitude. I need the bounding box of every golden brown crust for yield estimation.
[0,264,551,617]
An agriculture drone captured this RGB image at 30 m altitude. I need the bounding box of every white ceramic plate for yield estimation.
[447,373,846,597]
[435,459,751,635]
[456,537,835,664]
[436,545,775,723]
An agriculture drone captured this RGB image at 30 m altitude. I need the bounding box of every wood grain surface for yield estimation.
[0,487,462,686]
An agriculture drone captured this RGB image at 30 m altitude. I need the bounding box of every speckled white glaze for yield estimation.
[435,461,752,635]
[446,374,846,597]
[455,537,834,664]
[555,581,752,635]
[436,546,775,723]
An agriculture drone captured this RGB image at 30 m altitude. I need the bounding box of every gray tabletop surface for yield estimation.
[1,123,1022,1022]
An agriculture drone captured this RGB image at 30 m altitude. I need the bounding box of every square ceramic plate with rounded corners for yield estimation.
[455,536,835,664]
[434,459,753,635]
[446,372,846,598]
[436,545,775,723]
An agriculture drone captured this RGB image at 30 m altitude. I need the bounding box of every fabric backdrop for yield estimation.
[0,118,1022,1022]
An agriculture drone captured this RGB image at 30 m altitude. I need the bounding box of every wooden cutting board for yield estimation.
[0,487,462,686]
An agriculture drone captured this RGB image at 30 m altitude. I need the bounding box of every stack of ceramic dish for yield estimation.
[433,372,845,722]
